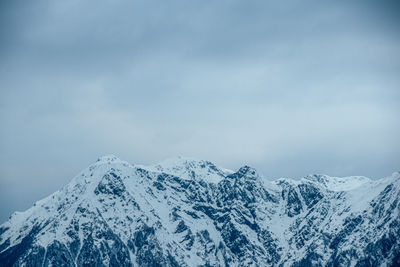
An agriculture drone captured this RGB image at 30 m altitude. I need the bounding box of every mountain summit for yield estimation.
[0,156,399,266]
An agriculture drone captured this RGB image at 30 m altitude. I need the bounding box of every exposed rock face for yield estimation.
[0,155,399,266]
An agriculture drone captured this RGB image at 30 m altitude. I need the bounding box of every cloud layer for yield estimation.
[0,0,399,222]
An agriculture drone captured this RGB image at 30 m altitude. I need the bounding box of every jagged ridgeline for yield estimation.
[0,155,399,266]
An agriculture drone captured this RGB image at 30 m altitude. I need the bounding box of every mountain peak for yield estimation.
[227,165,260,181]
[96,154,122,163]
[154,156,204,167]
[147,156,231,183]
[237,165,256,175]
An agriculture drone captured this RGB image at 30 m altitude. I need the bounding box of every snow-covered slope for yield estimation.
[302,174,371,191]
[0,156,399,266]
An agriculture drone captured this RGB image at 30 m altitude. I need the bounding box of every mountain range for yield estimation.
[0,155,399,266]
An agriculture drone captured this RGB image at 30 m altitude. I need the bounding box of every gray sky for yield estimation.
[0,0,399,223]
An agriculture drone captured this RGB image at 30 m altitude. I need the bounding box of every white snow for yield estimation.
[1,155,398,266]
[302,174,371,191]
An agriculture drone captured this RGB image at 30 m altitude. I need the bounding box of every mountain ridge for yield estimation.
[1,155,399,266]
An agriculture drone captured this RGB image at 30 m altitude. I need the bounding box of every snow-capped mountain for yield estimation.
[0,155,399,266]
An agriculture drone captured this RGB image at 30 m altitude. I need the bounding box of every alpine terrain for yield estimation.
[0,155,399,266]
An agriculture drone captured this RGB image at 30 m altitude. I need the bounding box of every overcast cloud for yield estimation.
[0,0,399,222]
